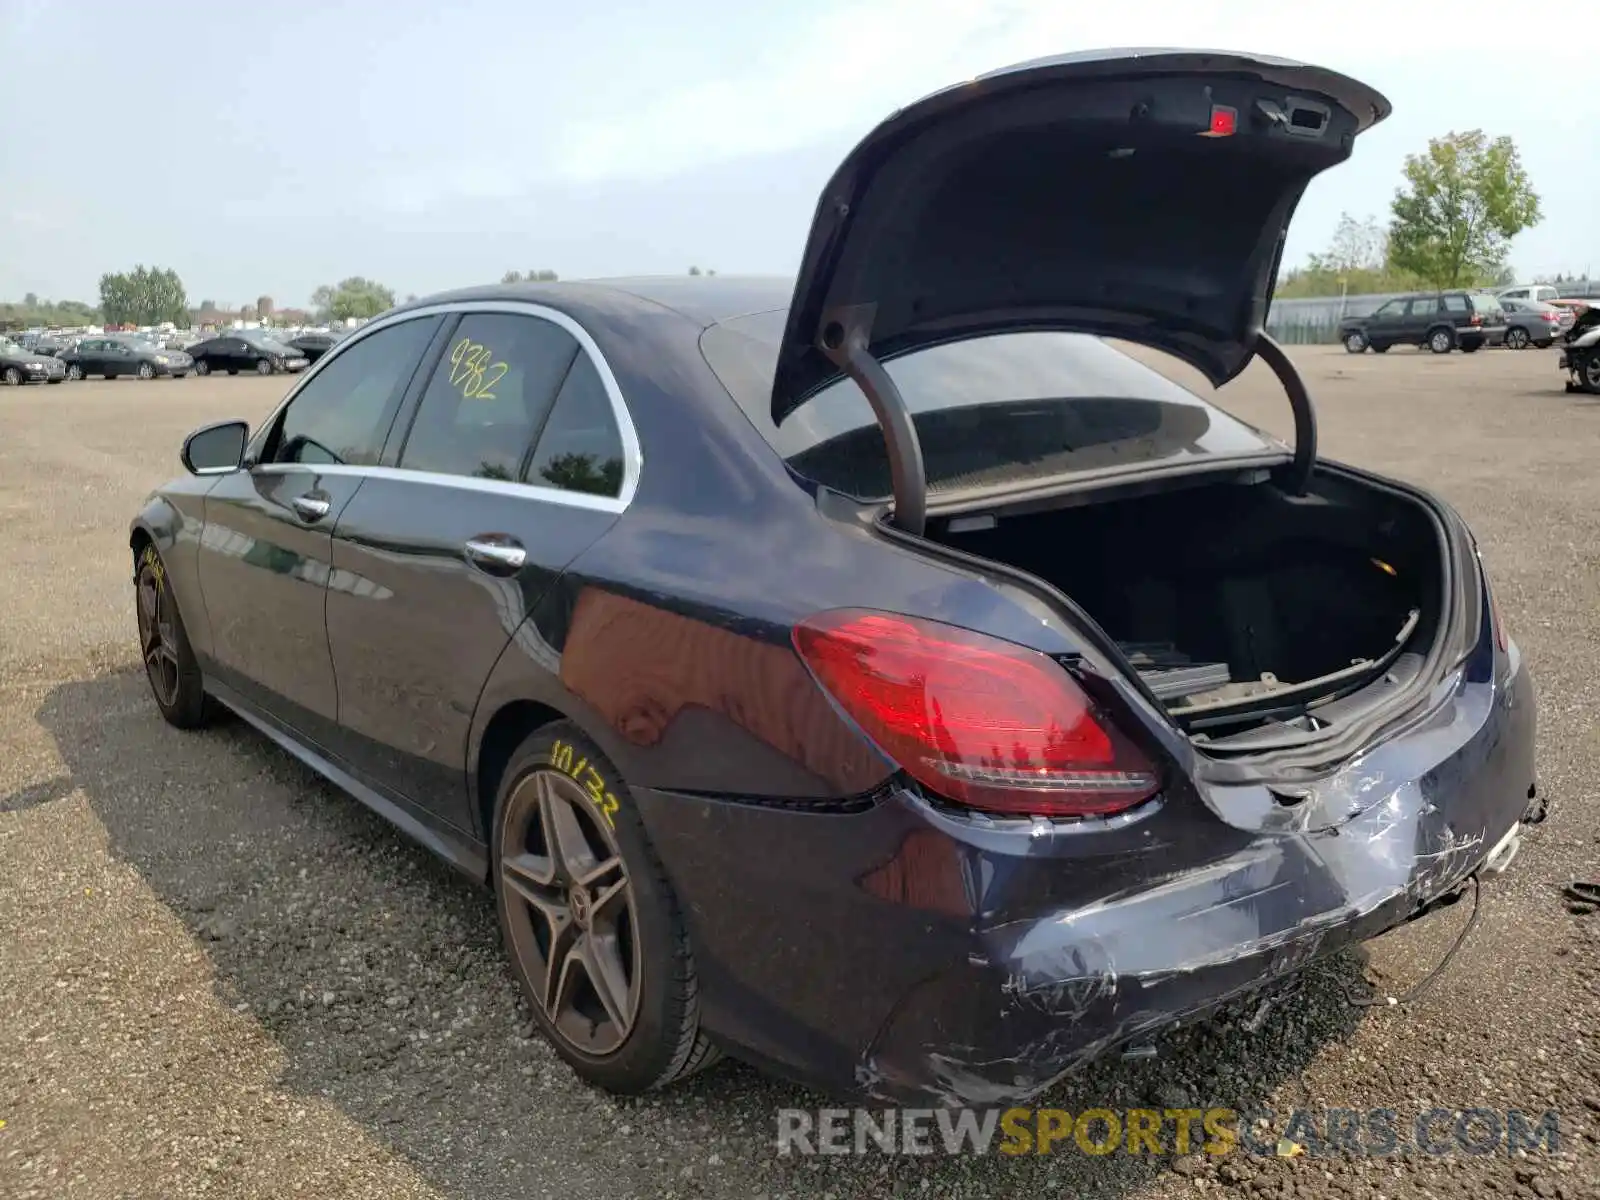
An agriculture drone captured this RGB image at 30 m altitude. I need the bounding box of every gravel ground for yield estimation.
[1,347,1597,1199]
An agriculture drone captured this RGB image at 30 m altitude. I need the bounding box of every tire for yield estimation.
[1460,342,1481,354]
[1343,331,1367,354]
[1371,343,1390,353]
[2,367,20,386]
[137,362,155,380]
[66,363,83,380]
[227,369,238,376]
[491,723,720,1095]
[134,542,211,729]
[255,359,273,376]
[1428,328,1455,354]
[45,378,64,385]
[193,359,210,376]
[1506,327,1530,350]
[1579,351,1600,396]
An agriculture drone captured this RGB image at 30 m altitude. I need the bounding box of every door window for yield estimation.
[397,313,579,480]
[263,317,439,466]
[1441,295,1468,314]
[523,353,626,498]
[1403,298,1436,318]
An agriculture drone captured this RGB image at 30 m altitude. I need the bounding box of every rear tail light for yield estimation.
[1542,311,1560,322]
[1469,313,1483,326]
[792,610,1161,818]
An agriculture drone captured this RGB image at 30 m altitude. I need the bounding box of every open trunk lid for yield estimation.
[769,49,1390,528]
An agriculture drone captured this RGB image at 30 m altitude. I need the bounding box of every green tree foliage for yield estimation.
[1388,130,1541,289]
[0,297,100,328]
[1274,213,1427,299]
[256,295,274,318]
[310,277,396,321]
[98,265,188,325]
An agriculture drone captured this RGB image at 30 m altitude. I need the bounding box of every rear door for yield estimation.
[323,303,635,830]
[197,315,442,746]
[1401,296,1436,341]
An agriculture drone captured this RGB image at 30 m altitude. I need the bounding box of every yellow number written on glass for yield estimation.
[448,336,509,400]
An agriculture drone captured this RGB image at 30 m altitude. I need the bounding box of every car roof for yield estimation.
[388,276,795,330]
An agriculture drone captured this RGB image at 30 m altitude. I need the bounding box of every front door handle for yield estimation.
[291,494,331,522]
[464,535,527,575]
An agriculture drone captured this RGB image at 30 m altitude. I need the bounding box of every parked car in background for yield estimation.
[62,336,192,380]
[185,330,309,376]
[1550,298,1598,324]
[0,335,68,385]
[1497,283,1560,305]
[1498,298,1566,348]
[1340,291,1508,354]
[282,330,345,364]
[128,50,1538,1108]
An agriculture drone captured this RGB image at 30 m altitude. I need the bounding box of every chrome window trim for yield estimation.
[245,299,643,510]
[250,462,626,514]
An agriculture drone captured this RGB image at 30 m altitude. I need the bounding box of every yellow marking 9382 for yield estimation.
[448,336,508,401]
[551,739,620,829]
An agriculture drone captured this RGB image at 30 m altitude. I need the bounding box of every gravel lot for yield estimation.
[2,346,1597,1199]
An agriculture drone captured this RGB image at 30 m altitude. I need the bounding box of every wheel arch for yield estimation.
[473,698,572,857]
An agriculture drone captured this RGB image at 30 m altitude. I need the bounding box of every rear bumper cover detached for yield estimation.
[636,632,1536,1108]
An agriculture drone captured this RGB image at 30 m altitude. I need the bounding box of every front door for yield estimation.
[324,307,631,831]
[197,314,442,748]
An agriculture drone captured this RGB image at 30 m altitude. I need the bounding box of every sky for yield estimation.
[1,0,1594,310]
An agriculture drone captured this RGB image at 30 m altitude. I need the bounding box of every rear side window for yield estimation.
[1442,295,1468,314]
[701,313,1276,501]
[1404,297,1435,318]
[398,313,579,481]
[523,353,626,498]
[267,317,438,466]
[1470,293,1504,318]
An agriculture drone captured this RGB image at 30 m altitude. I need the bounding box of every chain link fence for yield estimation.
[1265,280,1600,345]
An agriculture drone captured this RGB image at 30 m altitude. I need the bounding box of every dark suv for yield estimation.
[1339,291,1508,354]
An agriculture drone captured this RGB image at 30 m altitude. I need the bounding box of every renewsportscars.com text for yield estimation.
[775,1106,1563,1158]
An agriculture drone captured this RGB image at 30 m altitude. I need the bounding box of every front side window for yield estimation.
[1371,300,1400,317]
[265,317,438,466]
[398,313,580,481]
[701,313,1276,501]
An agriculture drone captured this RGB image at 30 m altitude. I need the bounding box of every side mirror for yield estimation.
[181,420,249,476]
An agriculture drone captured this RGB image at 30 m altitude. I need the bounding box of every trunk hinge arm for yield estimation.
[817,304,928,536]
[1253,333,1316,496]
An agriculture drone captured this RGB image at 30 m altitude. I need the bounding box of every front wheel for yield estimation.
[1506,327,1530,350]
[137,362,155,380]
[135,543,212,729]
[193,359,210,376]
[492,724,720,1095]
[1429,328,1455,354]
[255,359,273,376]
[66,363,83,380]
[1343,331,1367,354]
[1579,351,1600,395]
[2,367,20,386]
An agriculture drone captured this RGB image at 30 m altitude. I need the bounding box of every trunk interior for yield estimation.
[927,472,1446,742]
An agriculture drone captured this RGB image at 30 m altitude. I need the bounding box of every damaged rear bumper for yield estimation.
[858,640,1536,1107]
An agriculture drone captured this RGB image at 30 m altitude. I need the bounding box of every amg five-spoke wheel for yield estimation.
[491,725,720,1093]
[137,563,182,708]
[499,769,641,1056]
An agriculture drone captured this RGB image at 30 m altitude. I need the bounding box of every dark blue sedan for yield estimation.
[128,48,1538,1107]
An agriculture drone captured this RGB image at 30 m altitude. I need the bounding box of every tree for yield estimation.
[1388,130,1542,289]
[23,292,37,307]
[310,277,395,321]
[199,298,216,312]
[503,269,557,283]
[256,295,274,318]
[688,266,701,276]
[1311,213,1387,274]
[502,270,524,283]
[98,265,188,325]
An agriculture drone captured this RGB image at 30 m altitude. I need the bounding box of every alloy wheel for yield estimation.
[194,360,210,376]
[1430,330,1453,353]
[1584,354,1600,393]
[136,563,181,707]
[1507,328,1528,350]
[499,769,641,1057]
[1344,332,1366,354]
[66,363,82,380]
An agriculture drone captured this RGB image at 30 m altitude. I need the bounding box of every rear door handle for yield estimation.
[464,535,527,575]
[291,494,331,522]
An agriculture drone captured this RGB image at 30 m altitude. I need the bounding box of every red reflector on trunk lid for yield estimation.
[793,610,1160,818]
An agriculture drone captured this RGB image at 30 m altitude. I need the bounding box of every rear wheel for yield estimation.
[2,367,20,386]
[1428,328,1455,354]
[134,543,211,729]
[66,363,83,380]
[1343,331,1367,354]
[255,359,273,376]
[193,359,210,376]
[1506,327,1530,350]
[492,724,720,1095]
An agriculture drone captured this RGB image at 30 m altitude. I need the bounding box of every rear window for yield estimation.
[701,311,1278,500]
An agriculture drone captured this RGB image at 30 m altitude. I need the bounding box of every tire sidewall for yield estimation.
[491,723,697,1092]
[136,542,207,727]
